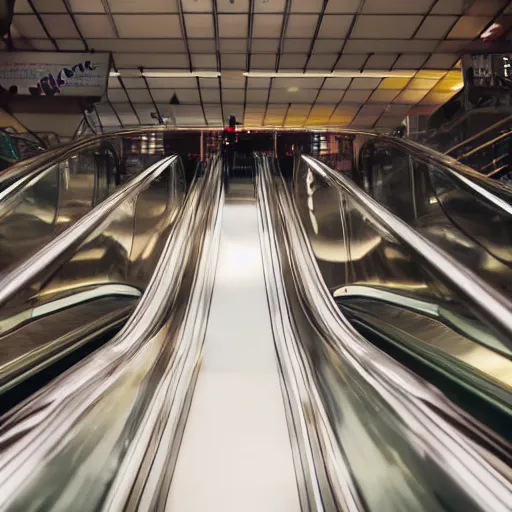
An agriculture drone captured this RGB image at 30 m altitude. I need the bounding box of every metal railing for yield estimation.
[255,153,512,512]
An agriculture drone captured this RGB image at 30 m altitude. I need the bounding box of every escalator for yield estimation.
[0,145,508,511]
[0,133,189,411]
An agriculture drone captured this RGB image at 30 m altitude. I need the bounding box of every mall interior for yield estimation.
[0,0,510,510]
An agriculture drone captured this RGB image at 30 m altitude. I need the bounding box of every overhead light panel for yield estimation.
[141,71,221,78]
[244,70,416,79]
[109,71,120,77]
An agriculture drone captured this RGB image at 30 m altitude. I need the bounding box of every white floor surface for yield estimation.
[167,198,300,512]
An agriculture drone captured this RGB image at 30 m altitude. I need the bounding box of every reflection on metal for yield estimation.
[0,157,222,510]
[303,155,512,351]
[256,154,512,512]
[0,153,186,395]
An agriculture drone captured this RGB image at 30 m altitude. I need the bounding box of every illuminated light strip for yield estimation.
[243,70,416,78]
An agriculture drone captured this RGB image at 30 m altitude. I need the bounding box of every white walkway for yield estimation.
[167,195,300,512]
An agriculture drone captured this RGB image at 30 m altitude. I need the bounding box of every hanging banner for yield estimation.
[0,51,110,97]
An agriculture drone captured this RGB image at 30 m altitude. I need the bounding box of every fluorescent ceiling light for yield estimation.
[244,70,415,78]
[141,71,220,78]
[109,71,120,77]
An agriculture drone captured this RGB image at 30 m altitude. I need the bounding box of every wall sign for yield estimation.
[0,51,110,97]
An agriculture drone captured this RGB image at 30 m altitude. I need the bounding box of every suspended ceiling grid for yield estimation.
[4,0,512,129]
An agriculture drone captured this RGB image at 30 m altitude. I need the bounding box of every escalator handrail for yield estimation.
[257,154,512,511]
[0,154,178,315]
[0,126,189,199]
[0,156,224,509]
[302,154,512,351]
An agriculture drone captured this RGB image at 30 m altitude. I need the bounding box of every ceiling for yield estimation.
[4,0,512,130]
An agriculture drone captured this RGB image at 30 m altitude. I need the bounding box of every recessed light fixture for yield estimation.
[109,71,120,77]
[288,86,299,92]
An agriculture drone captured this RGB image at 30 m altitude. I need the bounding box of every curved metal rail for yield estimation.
[0,156,223,510]
[256,154,512,511]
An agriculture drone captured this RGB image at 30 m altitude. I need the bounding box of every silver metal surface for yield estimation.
[256,154,512,511]
[0,156,222,510]
[0,154,186,392]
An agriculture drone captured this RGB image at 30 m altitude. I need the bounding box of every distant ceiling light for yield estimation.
[244,70,415,78]
[288,86,299,92]
[109,71,120,77]
[480,23,501,39]
[141,71,221,78]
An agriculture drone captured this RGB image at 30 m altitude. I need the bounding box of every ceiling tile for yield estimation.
[365,54,398,69]
[435,40,470,52]
[254,0,286,12]
[156,89,200,103]
[415,15,458,38]
[344,39,438,53]
[343,90,373,102]
[30,0,66,12]
[251,54,277,69]
[121,77,145,88]
[379,77,411,88]
[467,0,508,16]
[316,89,345,103]
[363,0,433,13]
[430,0,466,14]
[75,15,116,38]
[248,77,271,88]
[279,53,308,69]
[286,14,319,38]
[11,15,49,38]
[93,39,187,53]
[147,77,197,88]
[290,0,324,13]
[351,114,380,127]
[393,54,428,69]
[221,71,246,88]
[408,77,438,90]
[283,39,312,52]
[246,89,269,103]
[185,14,215,38]
[252,14,283,38]
[323,77,352,89]
[335,54,368,69]
[110,0,179,12]
[217,0,250,12]
[218,14,249,38]
[14,0,31,13]
[368,89,401,102]
[350,77,382,89]
[127,89,152,102]
[423,53,459,68]
[56,39,84,52]
[108,89,129,102]
[223,89,245,103]
[273,77,324,88]
[251,39,279,53]
[313,39,343,53]
[307,54,338,70]
[115,53,188,67]
[114,15,182,38]
[189,39,217,53]
[352,15,423,38]
[13,38,55,50]
[221,53,246,69]
[41,14,79,38]
[447,16,492,38]
[325,0,361,13]
[394,89,430,103]
[199,78,219,88]
[220,39,248,53]
[192,54,217,69]
[270,88,318,103]
[317,15,353,38]
[68,0,105,12]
